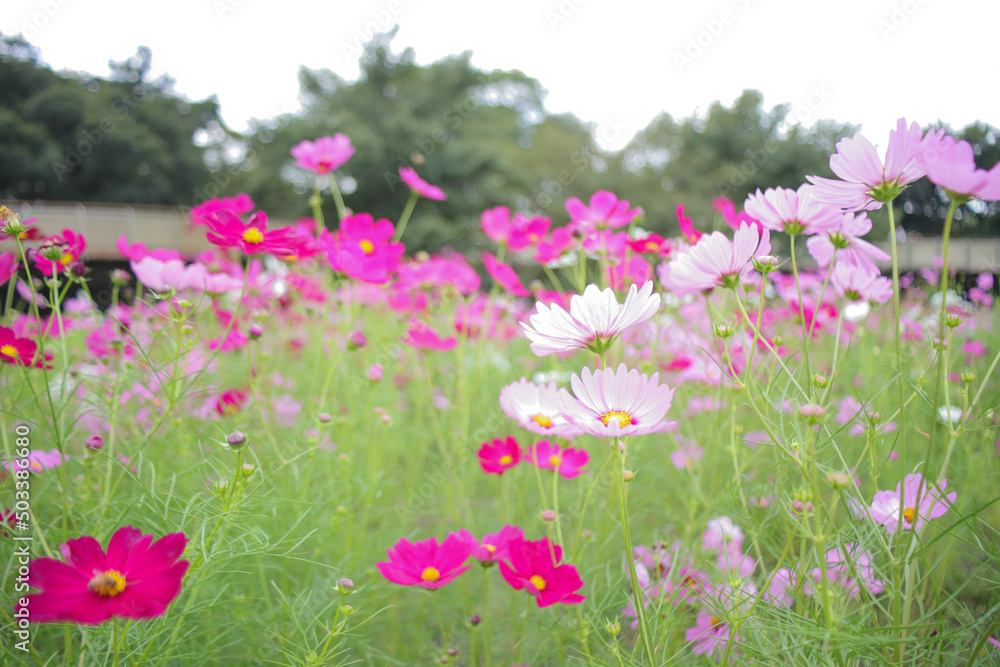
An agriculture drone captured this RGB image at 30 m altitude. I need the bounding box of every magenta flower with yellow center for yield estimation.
[521,281,660,356]
[559,363,675,437]
[376,535,473,590]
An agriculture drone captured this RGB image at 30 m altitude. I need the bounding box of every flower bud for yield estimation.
[366,363,383,382]
[318,412,332,423]
[248,324,263,340]
[812,374,829,388]
[961,368,976,384]
[607,620,621,635]
[225,431,248,450]
[0,206,25,235]
[347,331,367,350]
[469,614,481,626]
[714,324,734,339]
[447,648,458,658]
[798,403,826,424]
[752,255,780,274]
[541,509,557,522]
[826,471,851,489]
[111,269,132,286]
[85,434,104,450]
[68,261,88,278]
[337,578,354,593]
[623,469,635,482]
[944,312,962,328]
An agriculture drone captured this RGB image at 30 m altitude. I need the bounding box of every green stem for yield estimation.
[329,176,348,221]
[789,234,812,396]
[393,191,419,243]
[310,181,326,234]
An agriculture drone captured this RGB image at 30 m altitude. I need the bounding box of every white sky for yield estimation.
[3,0,998,151]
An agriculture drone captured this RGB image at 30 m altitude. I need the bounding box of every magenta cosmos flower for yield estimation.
[565,191,641,232]
[559,363,675,437]
[868,473,956,534]
[204,210,301,257]
[480,206,550,252]
[526,440,589,479]
[498,536,585,607]
[478,436,522,475]
[32,229,87,277]
[743,184,841,236]
[483,253,530,297]
[659,221,771,296]
[0,326,41,367]
[399,167,446,200]
[522,281,660,356]
[401,320,458,351]
[917,132,1000,201]
[319,214,405,284]
[499,378,584,437]
[455,524,525,566]
[376,534,473,589]
[686,610,739,657]
[807,118,929,211]
[290,134,354,175]
[16,526,189,624]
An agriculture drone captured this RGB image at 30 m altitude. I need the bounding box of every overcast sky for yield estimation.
[3,0,998,151]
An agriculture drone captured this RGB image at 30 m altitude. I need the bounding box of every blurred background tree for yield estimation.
[1,31,997,256]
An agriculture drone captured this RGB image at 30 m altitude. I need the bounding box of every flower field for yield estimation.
[1,120,1000,666]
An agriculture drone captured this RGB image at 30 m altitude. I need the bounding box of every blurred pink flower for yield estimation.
[401,320,457,351]
[526,440,589,479]
[291,134,354,175]
[565,191,640,232]
[832,261,892,304]
[483,253,530,297]
[499,378,584,437]
[398,167,446,200]
[917,132,1000,200]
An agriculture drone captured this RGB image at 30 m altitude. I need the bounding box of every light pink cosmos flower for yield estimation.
[686,610,739,658]
[565,191,641,232]
[868,473,956,534]
[521,281,660,356]
[702,516,743,552]
[659,222,771,296]
[526,440,589,479]
[376,534,472,590]
[743,184,842,235]
[559,363,675,437]
[498,378,584,437]
[917,132,1000,201]
[832,261,893,304]
[398,166,446,200]
[670,445,703,470]
[2,448,66,473]
[806,211,891,273]
[807,118,928,211]
[130,257,208,293]
[290,134,354,175]
[811,543,885,598]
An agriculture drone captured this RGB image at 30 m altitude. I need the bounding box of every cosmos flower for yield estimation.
[807,118,930,210]
[565,191,641,232]
[16,526,189,624]
[526,440,589,479]
[831,261,893,304]
[290,134,355,175]
[2,448,65,473]
[685,610,739,658]
[32,229,87,277]
[401,320,458,351]
[0,326,41,368]
[659,222,771,296]
[204,211,302,257]
[559,363,675,438]
[478,436,522,475]
[868,473,956,534]
[806,211,890,273]
[916,132,1000,201]
[498,536,585,607]
[399,166,446,200]
[498,378,584,437]
[521,281,661,356]
[376,534,473,590]
[481,207,551,252]
[189,194,255,227]
[483,253,530,297]
[455,525,525,566]
[743,184,842,236]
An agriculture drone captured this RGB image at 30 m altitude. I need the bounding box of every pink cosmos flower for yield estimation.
[626,233,673,258]
[670,445,703,470]
[702,516,743,552]
[868,473,956,534]
[676,204,702,244]
[659,222,771,296]
[978,272,995,291]
[2,448,65,473]
[712,197,763,234]
[483,253,530,297]
[604,256,652,291]
[481,207,551,252]
[456,525,525,566]
[399,167,446,200]
[116,236,181,262]
[498,378,584,437]
[395,256,481,295]
[130,257,209,293]
[498,536,585,607]
[917,132,1000,200]
[565,191,641,232]
[189,194,255,226]
[832,261,892,304]
[526,440,589,479]
[320,214,404,284]
[32,229,86,276]
[808,118,929,210]
[376,534,473,590]
[534,225,579,264]
[401,320,458,351]
[806,211,890,273]
[686,610,739,658]
[559,363,675,437]
[291,134,354,175]
[811,543,884,598]
[214,389,249,416]
[743,184,842,235]
[0,251,18,284]
[0,326,41,368]
[522,281,660,356]
[478,436,522,475]
[204,211,301,257]
[16,526,189,624]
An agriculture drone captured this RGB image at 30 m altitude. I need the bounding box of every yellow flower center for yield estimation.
[0,344,16,357]
[499,455,513,465]
[710,616,723,628]
[532,414,552,429]
[600,410,633,427]
[59,253,74,266]
[645,240,660,251]
[0,205,11,220]
[242,228,264,244]
[359,239,375,255]
[549,455,561,468]
[88,570,127,597]
[485,544,496,554]
[30,461,42,471]
[530,575,546,591]
[421,567,440,582]
[903,507,916,524]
